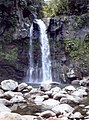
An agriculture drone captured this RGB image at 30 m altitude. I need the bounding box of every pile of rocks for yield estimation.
[0,79,89,120]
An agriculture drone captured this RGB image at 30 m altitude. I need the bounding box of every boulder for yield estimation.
[45,91,52,96]
[0,98,12,106]
[42,95,49,100]
[86,111,89,115]
[10,95,26,103]
[60,95,79,106]
[24,88,44,100]
[39,110,56,118]
[0,103,11,113]
[71,80,80,85]
[40,83,51,91]
[63,85,76,93]
[4,91,23,99]
[52,104,74,115]
[18,83,28,91]
[85,105,89,109]
[9,104,18,111]
[0,112,24,120]
[1,80,18,91]
[0,89,4,97]
[69,112,84,119]
[66,69,76,78]
[34,96,44,105]
[85,116,89,119]
[72,89,87,98]
[46,117,61,120]
[51,87,61,96]
[27,85,33,91]
[80,78,89,86]
[22,115,39,120]
[42,99,60,109]
[53,93,66,100]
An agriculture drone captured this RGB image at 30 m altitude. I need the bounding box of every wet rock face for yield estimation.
[32,20,40,40]
[0,42,29,81]
[0,0,43,82]
[0,2,29,81]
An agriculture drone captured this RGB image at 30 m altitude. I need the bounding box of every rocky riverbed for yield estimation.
[0,79,89,120]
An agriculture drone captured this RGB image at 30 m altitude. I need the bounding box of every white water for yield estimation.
[36,19,52,83]
[27,19,52,83]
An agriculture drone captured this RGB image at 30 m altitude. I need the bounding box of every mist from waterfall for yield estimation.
[26,19,52,83]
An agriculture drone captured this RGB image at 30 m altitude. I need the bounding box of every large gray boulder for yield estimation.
[42,99,60,109]
[1,80,18,91]
[52,104,74,115]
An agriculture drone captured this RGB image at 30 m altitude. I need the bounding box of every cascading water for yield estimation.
[26,19,52,83]
[37,19,52,83]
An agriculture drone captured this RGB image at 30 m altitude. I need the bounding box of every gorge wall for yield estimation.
[0,0,43,81]
[0,0,89,82]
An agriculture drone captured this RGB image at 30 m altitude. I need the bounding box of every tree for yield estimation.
[43,0,89,17]
[43,0,69,17]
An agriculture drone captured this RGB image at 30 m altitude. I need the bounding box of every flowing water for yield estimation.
[26,19,52,83]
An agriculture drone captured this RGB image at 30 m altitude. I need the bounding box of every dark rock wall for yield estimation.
[0,0,44,82]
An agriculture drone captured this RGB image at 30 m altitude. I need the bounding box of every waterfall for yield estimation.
[26,19,52,83]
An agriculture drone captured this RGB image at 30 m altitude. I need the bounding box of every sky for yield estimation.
[44,0,51,1]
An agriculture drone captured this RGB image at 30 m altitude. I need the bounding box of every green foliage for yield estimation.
[43,0,89,17]
[43,0,69,17]
[74,13,89,28]
[65,39,89,63]
[0,46,18,63]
